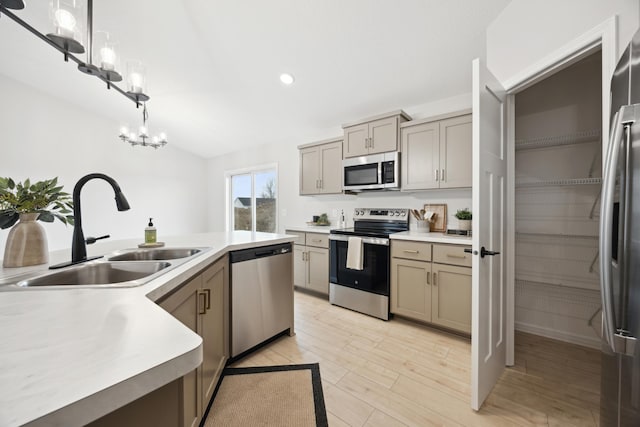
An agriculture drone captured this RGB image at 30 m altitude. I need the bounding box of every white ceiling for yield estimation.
[0,0,510,158]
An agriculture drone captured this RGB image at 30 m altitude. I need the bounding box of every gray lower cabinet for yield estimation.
[391,241,471,334]
[288,230,329,295]
[88,255,229,427]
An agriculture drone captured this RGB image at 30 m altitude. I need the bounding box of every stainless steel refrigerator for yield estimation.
[600,29,640,427]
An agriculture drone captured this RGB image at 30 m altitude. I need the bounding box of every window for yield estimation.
[228,166,277,233]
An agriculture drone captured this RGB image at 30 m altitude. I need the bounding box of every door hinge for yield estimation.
[614,331,637,356]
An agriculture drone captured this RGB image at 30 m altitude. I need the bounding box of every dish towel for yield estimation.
[346,236,364,270]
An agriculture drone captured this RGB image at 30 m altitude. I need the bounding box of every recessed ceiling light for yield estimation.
[280,73,295,85]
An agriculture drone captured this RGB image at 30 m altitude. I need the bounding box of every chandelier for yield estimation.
[0,0,168,148]
[119,104,168,149]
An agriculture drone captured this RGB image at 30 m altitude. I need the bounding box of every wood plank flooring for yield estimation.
[231,291,601,426]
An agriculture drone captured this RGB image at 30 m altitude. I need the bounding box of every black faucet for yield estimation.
[50,173,130,269]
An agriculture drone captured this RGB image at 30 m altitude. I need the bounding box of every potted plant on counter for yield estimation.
[455,208,472,231]
[0,177,74,267]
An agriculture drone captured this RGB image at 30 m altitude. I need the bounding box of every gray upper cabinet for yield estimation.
[299,137,343,195]
[401,111,472,190]
[342,111,411,158]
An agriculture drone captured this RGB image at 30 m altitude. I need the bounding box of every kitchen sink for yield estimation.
[17,261,172,288]
[107,248,202,261]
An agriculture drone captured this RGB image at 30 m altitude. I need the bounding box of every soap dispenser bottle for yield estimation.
[145,218,157,244]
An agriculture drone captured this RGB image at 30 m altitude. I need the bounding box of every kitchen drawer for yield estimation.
[391,240,431,262]
[433,244,472,267]
[285,230,306,245]
[305,233,329,248]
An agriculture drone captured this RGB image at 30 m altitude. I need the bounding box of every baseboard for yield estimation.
[515,321,601,349]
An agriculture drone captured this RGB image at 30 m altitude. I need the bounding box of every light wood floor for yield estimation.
[231,291,601,426]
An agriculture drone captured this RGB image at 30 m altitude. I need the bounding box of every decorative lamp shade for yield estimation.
[47,0,85,53]
[94,31,122,82]
[126,60,147,95]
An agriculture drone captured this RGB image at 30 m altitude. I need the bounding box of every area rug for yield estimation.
[204,363,328,427]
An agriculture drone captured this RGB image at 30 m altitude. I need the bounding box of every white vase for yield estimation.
[3,213,49,267]
[458,219,472,231]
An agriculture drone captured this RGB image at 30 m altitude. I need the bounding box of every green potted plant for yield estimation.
[455,208,472,231]
[0,177,74,267]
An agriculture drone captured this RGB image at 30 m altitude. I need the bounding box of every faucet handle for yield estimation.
[85,235,110,245]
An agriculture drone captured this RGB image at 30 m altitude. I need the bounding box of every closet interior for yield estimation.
[514,51,602,348]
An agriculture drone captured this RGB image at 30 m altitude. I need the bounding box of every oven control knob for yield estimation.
[354,211,359,216]
[401,211,406,216]
[359,209,365,216]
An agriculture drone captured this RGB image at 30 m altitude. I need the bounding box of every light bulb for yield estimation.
[152,136,159,145]
[100,46,116,71]
[138,125,148,138]
[54,8,76,39]
[129,132,136,141]
[159,132,167,142]
[129,72,144,94]
[119,126,129,137]
[280,73,295,85]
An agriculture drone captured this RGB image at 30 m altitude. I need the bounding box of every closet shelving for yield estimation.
[514,51,603,347]
[515,129,601,151]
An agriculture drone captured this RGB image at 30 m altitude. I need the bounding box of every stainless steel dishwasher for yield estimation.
[229,242,293,357]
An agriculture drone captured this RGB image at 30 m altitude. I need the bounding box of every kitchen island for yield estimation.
[0,231,295,427]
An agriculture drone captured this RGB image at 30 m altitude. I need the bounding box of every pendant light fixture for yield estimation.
[0,0,150,106]
[118,104,168,149]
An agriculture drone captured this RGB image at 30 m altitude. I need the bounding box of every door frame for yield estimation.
[502,17,617,365]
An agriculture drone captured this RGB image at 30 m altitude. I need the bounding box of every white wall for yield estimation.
[207,94,473,233]
[0,74,208,257]
[487,0,640,83]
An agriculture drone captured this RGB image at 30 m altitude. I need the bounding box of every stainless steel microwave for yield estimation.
[342,152,399,191]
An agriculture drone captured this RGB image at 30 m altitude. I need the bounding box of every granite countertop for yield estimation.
[0,231,295,427]
[390,231,472,245]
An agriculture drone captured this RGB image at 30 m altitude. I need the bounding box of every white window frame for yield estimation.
[225,163,279,233]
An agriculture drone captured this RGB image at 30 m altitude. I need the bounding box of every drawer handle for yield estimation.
[433,272,437,286]
[403,250,419,254]
[204,288,211,310]
[446,254,466,259]
[311,239,322,243]
[198,291,207,314]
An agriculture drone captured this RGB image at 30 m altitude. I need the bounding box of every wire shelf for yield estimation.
[515,130,601,151]
[515,177,602,188]
[516,232,598,241]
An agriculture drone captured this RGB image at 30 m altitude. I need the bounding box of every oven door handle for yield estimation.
[329,234,389,246]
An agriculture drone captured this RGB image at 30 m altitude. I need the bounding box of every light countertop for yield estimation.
[284,225,335,234]
[390,231,472,245]
[0,231,295,427]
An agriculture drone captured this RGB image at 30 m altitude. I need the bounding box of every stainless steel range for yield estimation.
[328,208,409,320]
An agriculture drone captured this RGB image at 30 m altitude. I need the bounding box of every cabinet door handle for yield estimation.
[447,254,466,259]
[403,249,419,254]
[370,137,374,149]
[311,239,321,243]
[203,288,211,310]
[433,272,437,286]
[441,169,446,182]
[434,169,439,181]
[426,271,430,285]
[319,179,322,189]
[198,290,207,314]
[366,137,370,148]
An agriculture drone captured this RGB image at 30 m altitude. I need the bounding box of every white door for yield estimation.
[471,58,507,410]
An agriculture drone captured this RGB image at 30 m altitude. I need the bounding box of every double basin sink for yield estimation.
[8,248,210,289]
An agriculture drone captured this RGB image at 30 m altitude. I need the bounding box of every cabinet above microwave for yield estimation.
[342,110,411,158]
